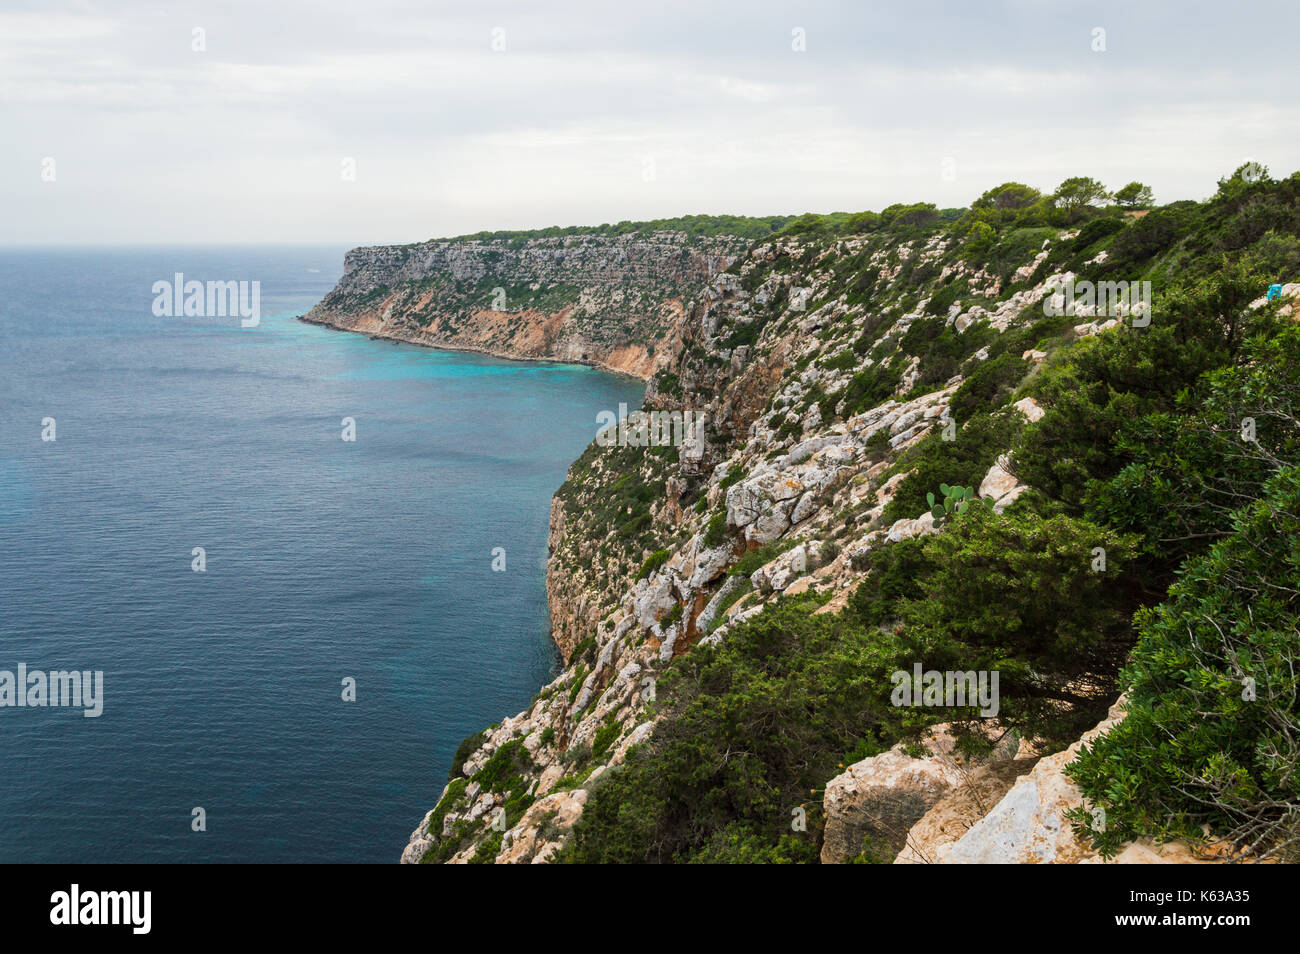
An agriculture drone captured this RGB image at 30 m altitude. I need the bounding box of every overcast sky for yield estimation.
[4,0,1299,246]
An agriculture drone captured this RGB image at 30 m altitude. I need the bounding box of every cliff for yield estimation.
[302,230,751,380]
[401,224,1093,864]
[316,174,1300,864]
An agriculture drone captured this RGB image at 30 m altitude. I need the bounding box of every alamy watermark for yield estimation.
[596,403,706,459]
[152,273,260,327]
[0,664,103,717]
[50,884,150,934]
[890,664,999,717]
[1043,278,1151,326]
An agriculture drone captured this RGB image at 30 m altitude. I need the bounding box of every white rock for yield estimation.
[928,700,1148,864]
[979,459,1020,501]
[821,747,966,863]
[1013,396,1045,422]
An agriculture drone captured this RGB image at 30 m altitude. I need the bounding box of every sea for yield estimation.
[0,246,643,862]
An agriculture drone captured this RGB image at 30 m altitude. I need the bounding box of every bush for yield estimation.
[471,739,534,794]
[561,598,893,863]
[840,362,902,417]
[685,827,820,863]
[949,353,1028,421]
[884,505,1141,745]
[1069,215,1126,255]
[591,717,623,758]
[447,731,485,782]
[636,549,671,580]
[822,349,859,371]
[1013,261,1265,508]
[847,537,934,627]
[1100,201,1199,273]
[702,511,729,549]
[1083,318,1298,575]
[1067,467,1300,861]
[879,410,1021,525]
[924,280,964,316]
[985,227,1057,280]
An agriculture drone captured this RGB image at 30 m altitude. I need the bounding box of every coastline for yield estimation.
[297,312,656,384]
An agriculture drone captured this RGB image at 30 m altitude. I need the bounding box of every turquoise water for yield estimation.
[0,247,643,862]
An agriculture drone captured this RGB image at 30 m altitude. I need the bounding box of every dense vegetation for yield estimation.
[1065,321,1300,861]
[418,166,1300,864]
[437,213,801,244]
[557,165,1300,863]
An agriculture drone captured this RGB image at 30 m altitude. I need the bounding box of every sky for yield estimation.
[4,0,1299,246]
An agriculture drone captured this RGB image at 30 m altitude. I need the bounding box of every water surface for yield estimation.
[0,246,643,862]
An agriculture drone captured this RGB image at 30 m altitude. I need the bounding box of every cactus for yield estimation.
[928,484,993,525]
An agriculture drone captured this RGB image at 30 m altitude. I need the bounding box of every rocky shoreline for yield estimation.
[298,310,654,383]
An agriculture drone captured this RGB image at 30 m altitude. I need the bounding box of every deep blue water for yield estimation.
[0,247,643,862]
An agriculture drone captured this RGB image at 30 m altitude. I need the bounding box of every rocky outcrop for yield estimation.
[303,230,748,380]
[821,724,1023,864]
[892,758,1038,863]
[496,789,589,865]
[922,699,1127,864]
[894,698,1212,864]
[821,746,964,863]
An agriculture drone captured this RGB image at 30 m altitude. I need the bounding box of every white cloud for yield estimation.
[3,0,1299,244]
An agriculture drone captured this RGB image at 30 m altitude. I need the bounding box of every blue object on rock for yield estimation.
[1268,283,1283,300]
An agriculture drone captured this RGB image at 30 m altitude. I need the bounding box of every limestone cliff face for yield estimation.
[401,226,1086,864]
[385,222,1207,864]
[303,231,747,380]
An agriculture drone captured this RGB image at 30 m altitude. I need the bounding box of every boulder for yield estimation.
[915,697,1214,864]
[401,810,437,864]
[893,759,1037,863]
[1012,396,1045,422]
[750,544,809,593]
[885,510,937,543]
[820,746,965,863]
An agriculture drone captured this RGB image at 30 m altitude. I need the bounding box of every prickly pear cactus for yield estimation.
[926,484,994,525]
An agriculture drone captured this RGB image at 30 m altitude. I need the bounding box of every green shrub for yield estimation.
[949,353,1029,421]
[685,827,820,863]
[847,537,934,627]
[1069,215,1126,255]
[447,731,485,782]
[1066,467,1300,861]
[822,349,859,371]
[925,280,965,316]
[718,464,745,490]
[1101,201,1199,273]
[591,717,623,759]
[468,831,503,863]
[1013,261,1265,508]
[561,598,893,863]
[883,505,1141,745]
[426,777,469,838]
[985,227,1057,280]
[702,511,729,549]
[471,739,534,794]
[636,549,671,580]
[841,363,902,418]
[879,410,1021,525]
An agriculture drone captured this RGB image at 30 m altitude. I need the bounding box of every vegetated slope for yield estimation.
[301,217,799,379]
[399,169,1300,864]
